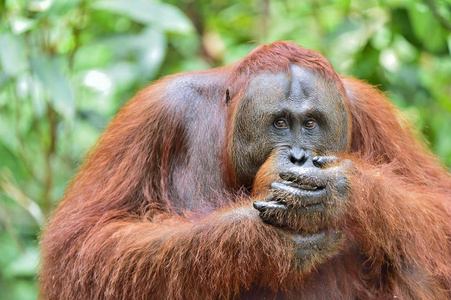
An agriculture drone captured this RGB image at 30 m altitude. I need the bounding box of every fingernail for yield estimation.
[253,201,264,211]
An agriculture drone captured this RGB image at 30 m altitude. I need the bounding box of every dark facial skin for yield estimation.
[231,65,351,266]
[232,64,349,188]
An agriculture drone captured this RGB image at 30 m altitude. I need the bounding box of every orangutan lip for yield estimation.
[298,184,320,190]
[278,181,325,191]
[270,182,325,195]
[270,181,326,207]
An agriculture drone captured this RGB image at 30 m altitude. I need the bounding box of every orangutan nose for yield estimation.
[289,148,307,166]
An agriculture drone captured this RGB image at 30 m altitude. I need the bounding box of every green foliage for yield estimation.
[0,0,450,298]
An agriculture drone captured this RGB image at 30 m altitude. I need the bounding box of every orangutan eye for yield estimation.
[304,119,317,129]
[274,118,288,129]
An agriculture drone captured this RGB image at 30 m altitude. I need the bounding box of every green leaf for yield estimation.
[48,0,81,16]
[99,27,166,80]
[91,0,193,34]
[137,27,166,79]
[0,34,28,77]
[30,55,74,118]
[0,118,19,154]
[10,17,36,35]
[4,248,39,278]
[408,0,447,53]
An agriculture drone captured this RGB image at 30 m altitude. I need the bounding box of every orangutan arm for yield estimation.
[345,161,451,298]
[40,200,304,300]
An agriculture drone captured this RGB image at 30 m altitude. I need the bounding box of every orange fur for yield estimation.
[39,42,451,299]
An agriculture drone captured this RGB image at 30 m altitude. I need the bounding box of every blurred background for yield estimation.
[0,0,450,298]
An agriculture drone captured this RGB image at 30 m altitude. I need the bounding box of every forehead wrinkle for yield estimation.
[289,64,315,102]
[245,71,291,104]
[289,73,301,101]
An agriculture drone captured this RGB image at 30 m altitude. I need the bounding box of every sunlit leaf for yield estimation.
[105,62,139,90]
[48,0,81,16]
[0,34,28,77]
[30,55,74,118]
[27,0,52,12]
[3,248,39,278]
[91,0,193,33]
[0,170,45,226]
[0,119,19,154]
[98,27,166,80]
[10,17,36,35]
[137,27,166,79]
